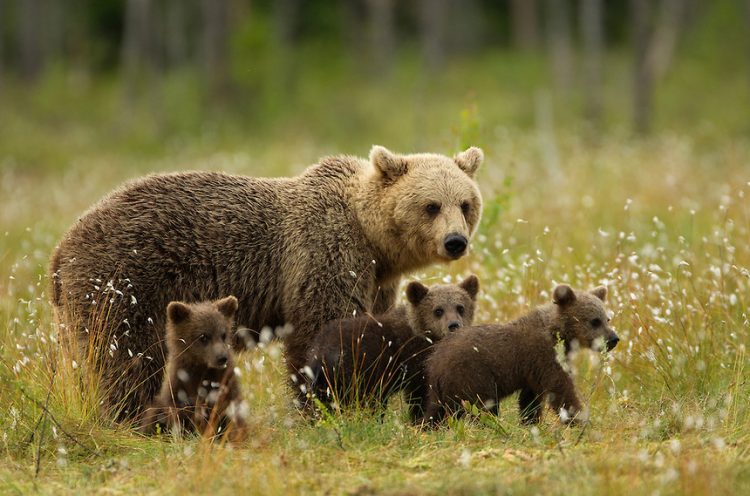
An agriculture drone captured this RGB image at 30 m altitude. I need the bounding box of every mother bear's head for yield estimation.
[361,145,484,270]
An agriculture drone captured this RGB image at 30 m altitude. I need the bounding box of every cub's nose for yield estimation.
[448,321,461,332]
[606,335,620,350]
[444,234,468,257]
[216,354,229,367]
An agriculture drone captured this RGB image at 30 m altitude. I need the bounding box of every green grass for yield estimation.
[1,49,750,493]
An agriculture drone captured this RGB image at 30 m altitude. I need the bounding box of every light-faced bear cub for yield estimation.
[140,296,247,442]
[304,276,480,421]
[424,285,618,426]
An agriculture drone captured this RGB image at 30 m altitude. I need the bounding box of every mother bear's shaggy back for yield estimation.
[50,146,484,420]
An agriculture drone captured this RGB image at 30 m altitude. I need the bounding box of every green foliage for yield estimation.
[453,100,482,153]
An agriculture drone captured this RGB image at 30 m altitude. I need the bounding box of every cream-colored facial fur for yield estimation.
[360,146,484,272]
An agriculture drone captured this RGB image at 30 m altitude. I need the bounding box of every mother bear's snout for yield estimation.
[444,234,468,257]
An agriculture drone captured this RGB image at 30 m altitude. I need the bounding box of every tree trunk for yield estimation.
[164,0,189,68]
[63,0,90,77]
[581,0,604,126]
[648,0,685,82]
[365,0,395,75]
[419,0,447,70]
[511,0,539,51]
[18,0,44,81]
[121,0,153,98]
[747,0,750,100]
[341,0,366,62]
[0,0,4,90]
[274,0,298,47]
[273,0,299,91]
[631,0,655,135]
[46,0,65,66]
[546,0,574,93]
[201,0,231,102]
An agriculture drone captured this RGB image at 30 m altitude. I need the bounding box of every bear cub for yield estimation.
[424,285,619,426]
[304,275,480,421]
[140,296,247,441]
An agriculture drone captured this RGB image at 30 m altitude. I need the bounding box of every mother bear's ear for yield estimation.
[370,145,408,184]
[453,147,484,178]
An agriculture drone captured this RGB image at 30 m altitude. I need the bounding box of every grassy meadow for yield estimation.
[1,48,750,494]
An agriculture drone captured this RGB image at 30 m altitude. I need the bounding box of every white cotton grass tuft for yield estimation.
[458,449,472,468]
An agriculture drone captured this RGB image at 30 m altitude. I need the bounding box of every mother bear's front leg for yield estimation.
[281,265,384,402]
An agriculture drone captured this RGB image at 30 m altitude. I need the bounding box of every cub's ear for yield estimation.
[453,147,484,177]
[216,295,239,319]
[460,275,480,300]
[167,301,192,324]
[591,286,607,302]
[370,145,408,184]
[552,285,576,307]
[406,281,429,306]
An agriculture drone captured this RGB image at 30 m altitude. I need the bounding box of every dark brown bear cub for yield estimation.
[140,296,247,442]
[424,285,618,426]
[304,276,480,421]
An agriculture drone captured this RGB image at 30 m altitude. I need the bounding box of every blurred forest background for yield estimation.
[0,0,749,171]
[2,4,750,493]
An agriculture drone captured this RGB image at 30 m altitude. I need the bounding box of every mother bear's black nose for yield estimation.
[444,234,468,257]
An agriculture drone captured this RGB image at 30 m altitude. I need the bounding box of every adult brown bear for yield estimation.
[50,146,484,420]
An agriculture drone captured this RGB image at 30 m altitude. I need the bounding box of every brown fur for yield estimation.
[304,276,479,420]
[140,296,247,442]
[49,146,483,419]
[424,285,619,425]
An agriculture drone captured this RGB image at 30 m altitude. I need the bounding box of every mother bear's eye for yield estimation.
[590,318,602,328]
[461,201,471,216]
[425,203,441,215]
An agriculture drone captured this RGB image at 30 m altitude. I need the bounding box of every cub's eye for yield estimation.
[433,308,444,317]
[461,201,471,215]
[590,318,602,328]
[199,334,209,344]
[425,203,441,215]
[456,305,465,316]
[221,333,227,342]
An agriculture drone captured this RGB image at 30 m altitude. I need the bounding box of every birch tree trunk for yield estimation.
[581,0,604,126]
[632,0,655,135]
[365,0,395,75]
[201,0,231,102]
[511,0,539,50]
[420,0,447,71]
[546,0,574,93]
[18,0,44,81]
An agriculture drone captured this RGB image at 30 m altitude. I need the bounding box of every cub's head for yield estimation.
[405,275,480,340]
[368,145,483,266]
[165,296,238,370]
[553,285,619,352]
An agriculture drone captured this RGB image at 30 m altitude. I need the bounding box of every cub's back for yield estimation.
[312,310,413,368]
[427,321,553,384]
